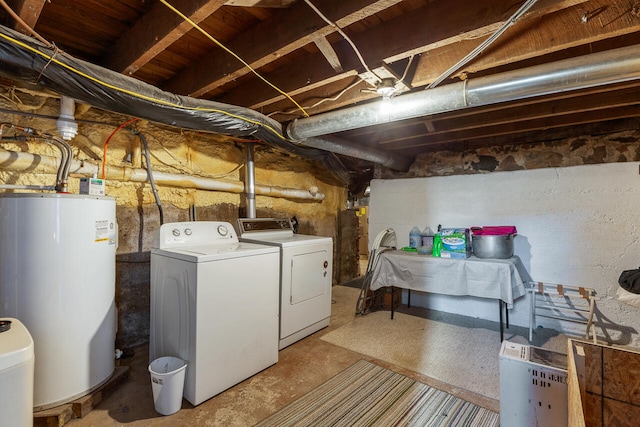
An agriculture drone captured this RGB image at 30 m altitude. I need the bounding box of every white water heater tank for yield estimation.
[0,193,117,410]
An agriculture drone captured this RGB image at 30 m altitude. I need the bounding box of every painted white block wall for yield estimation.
[369,162,640,347]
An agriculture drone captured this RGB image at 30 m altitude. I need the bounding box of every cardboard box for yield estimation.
[381,289,400,310]
[439,228,470,258]
[365,288,400,310]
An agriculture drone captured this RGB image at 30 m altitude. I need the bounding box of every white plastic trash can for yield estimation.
[0,318,34,427]
[149,356,187,416]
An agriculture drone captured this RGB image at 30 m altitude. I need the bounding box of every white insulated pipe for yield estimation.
[245,144,256,218]
[0,149,325,201]
[286,44,640,140]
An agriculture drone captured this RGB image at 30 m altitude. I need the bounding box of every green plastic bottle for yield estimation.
[432,233,442,257]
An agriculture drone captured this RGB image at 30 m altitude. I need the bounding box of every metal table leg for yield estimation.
[391,286,395,319]
[499,300,504,342]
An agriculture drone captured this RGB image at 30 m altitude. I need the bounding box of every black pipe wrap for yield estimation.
[0,25,350,183]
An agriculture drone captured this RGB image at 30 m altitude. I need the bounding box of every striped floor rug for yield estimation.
[255,360,499,427]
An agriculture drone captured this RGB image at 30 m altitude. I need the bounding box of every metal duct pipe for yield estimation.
[301,135,413,171]
[286,44,640,140]
[0,149,325,201]
[245,144,256,218]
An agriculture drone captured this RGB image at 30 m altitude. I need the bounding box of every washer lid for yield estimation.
[152,241,278,262]
[238,218,331,247]
[241,233,332,248]
[0,318,34,370]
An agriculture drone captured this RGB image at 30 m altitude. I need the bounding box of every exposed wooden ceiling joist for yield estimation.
[0,0,639,183]
[161,0,405,96]
[7,0,45,34]
[103,0,228,76]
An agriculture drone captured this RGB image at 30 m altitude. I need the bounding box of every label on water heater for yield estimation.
[95,219,110,242]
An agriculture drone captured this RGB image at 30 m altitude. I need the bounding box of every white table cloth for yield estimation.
[369,250,530,307]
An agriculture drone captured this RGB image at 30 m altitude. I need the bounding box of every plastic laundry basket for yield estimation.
[149,356,187,416]
[0,318,34,427]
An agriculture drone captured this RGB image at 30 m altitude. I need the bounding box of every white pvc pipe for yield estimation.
[0,149,325,201]
[245,144,256,218]
[56,96,78,141]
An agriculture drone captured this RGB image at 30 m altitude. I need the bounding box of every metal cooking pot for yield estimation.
[472,234,514,259]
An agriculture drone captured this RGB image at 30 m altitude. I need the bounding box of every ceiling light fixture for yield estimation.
[375,78,397,99]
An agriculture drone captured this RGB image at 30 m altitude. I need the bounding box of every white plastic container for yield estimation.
[149,357,187,416]
[0,318,34,427]
[409,226,421,248]
[0,193,117,409]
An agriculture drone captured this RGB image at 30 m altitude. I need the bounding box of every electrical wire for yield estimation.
[397,55,415,86]
[207,163,244,179]
[271,54,416,117]
[158,0,309,118]
[303,0,383,84]
[0,30,290,143]
[101,118,139,180]
[268,77,364,117]
[427,0,538,89]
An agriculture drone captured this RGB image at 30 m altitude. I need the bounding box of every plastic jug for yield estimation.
[409,226,421,248]
[421,226,434,248]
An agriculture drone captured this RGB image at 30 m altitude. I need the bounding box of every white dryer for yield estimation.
[237,218,333,349]
[150,221,279,406]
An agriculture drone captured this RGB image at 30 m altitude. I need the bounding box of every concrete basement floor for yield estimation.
[68,285,497,426]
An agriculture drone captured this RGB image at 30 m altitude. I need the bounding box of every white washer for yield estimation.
[150,221,279,406]
[237,218,333,350]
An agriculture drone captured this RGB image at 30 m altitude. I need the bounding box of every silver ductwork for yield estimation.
[300,135,413,171]
[286,44,640,141]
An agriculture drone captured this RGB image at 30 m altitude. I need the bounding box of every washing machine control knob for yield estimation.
[217,225,229,236]
[172,228,181,237]
[184,228,192,236]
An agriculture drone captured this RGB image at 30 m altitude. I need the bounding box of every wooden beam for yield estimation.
[219,0,594,113]
[397,118,640,155]
[382,105,640,150]
[7,0,45,35]
[217,40,363,109]
[161,0,405,96]
[313,35,343,73]
[103,0,227,75]
[225,0,297,7]
[262,1,640,120]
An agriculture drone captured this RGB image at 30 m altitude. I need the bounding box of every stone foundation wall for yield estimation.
[0,91,355,349]
[381,129,640,178]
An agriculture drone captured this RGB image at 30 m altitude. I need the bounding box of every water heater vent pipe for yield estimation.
[56,96,78,141]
